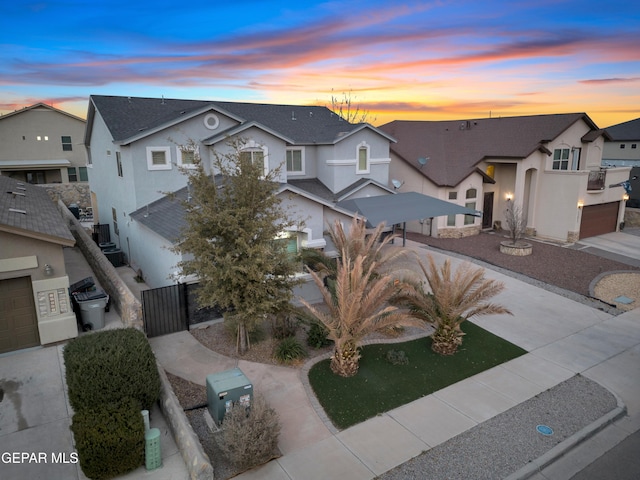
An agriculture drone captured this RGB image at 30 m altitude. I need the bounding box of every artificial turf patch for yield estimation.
[308,321,526,430]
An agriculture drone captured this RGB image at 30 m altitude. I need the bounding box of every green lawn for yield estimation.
[308,322,526,429]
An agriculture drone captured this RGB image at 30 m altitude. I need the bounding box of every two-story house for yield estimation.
[602,117,640,167]
[0,103,87,185]
[84,95,397,288]
[380,114,630,243]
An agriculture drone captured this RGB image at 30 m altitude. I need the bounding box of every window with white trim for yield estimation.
[356,143,370,174]
[552,148,570,170]
[240,149,267,176]
[464,189,476,225]
[286,148,304,174]
[61,136,72,151]
[146,146,172,170]
[447,191,457,226]
[177,146,198,168]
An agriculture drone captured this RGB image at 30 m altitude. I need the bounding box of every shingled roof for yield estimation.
[0,176,75,246]
[87,95,387,146]
[379,113,600,187]
[605,117,640,141]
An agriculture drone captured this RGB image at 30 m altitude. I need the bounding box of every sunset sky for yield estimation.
[1,0,639,127]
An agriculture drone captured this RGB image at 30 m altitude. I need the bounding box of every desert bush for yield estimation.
[306,321,333,349]
[71,397,145,479]
[271,312,299,340]
[64,328,160,411]
[274,336,307,363]
[386,349,409,365]
[217,394,281,469]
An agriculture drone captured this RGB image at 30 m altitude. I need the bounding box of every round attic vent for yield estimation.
[204,113,219,130]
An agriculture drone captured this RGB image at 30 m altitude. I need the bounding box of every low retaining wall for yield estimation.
[157,366,214,480]
[57,200,143,329]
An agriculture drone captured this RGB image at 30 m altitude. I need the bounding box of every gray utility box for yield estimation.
[206,368,253,425]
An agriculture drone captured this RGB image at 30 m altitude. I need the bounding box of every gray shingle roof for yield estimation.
[129,185,189,243]
[0,176,75,245]
[379,113,598,187]
[605,117,640,141]
[89,95,365,145]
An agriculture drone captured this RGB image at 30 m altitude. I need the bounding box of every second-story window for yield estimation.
[240,150,267,176]
[356,143,370,174]
[286,148,304,174]
[552,148,570,170]
[116,152,123,177]
[177,146,197,169]
[146,146,172,171]
[61,136,72,151]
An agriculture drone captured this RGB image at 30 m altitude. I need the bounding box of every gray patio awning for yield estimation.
[336,191,482,228]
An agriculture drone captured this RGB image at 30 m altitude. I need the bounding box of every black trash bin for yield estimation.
[69,203,80,219]
[69,276,95,295]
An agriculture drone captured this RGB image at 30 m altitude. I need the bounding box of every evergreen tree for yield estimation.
[174,140,301,354]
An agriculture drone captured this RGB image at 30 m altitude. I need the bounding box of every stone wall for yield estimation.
[157,367,214,480]
[42,183,91,208]
[437,225,481,239]
[57,200,142,329]
[625,208,640,228]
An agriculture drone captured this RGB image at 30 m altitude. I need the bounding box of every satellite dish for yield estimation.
[418,157,429,168]
[391,179,404,189]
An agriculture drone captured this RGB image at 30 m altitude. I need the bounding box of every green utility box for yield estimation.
[206,368,253,425]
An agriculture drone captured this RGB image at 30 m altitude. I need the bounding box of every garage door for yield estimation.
[0,276,40,354]
[579,202,619,239]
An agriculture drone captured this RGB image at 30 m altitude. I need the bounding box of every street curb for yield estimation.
[505,391,627,480]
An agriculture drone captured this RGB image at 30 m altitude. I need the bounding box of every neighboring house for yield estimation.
[602,117,640,167]
[84,95,396,288]
[0,175,77,354]
[0,103,88,185]
[380,113,630,243]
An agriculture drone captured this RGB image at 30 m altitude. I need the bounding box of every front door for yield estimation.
[482,192,494,229]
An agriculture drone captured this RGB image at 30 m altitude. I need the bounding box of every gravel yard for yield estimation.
[406,231,640,309]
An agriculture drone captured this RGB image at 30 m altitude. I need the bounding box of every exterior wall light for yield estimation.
[577,201,584,209]
[505,192,513,201]
[44,264,54,276]
[623,193,630,201]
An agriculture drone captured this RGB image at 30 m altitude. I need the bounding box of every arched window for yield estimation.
[356,142,370,174]
[466,188,477,199]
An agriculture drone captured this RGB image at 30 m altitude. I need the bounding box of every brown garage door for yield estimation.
[579,202,619,239]
[0,276,40,354]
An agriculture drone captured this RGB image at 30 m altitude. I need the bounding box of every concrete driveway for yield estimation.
[574,228,640,267]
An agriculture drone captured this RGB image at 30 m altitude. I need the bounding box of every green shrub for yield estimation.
[306,322,333,349]
[386,349,409,365]
[63,328,160,412]
[71,397,145,480]
[217,394,281,469]
[274,336,307,363]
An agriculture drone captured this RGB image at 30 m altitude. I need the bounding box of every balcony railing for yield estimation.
[587,170,606,191]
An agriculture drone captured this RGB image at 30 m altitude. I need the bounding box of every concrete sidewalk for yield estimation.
[149,240,640,480]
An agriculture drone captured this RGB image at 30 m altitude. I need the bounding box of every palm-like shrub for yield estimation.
[398,254,512,355]
[301,253,423,377]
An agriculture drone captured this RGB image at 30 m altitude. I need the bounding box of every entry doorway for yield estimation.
[482,192,494,229]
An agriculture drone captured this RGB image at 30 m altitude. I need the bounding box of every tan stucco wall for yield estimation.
[0,231,68,282]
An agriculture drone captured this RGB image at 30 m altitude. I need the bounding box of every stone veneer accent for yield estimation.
[57,200,143,329]
[567,231,580,243]
[157,366,214,480]
[437,225,481,239]
[625,207,640,228]
[42,183,91,209]
[499,241,533,256]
